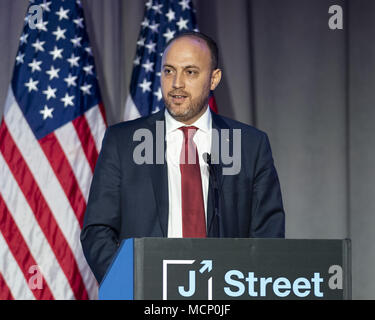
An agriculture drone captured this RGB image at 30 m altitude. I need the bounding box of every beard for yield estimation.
[163,88,210,123]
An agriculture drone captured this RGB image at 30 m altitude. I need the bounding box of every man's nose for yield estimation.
[172,72,185,89]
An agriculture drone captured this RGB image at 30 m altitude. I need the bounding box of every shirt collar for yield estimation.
[165,106,212,134]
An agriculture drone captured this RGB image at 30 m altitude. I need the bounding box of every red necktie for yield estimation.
[179,126,207,238]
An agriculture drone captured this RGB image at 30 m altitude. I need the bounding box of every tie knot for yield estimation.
[179,126,198,141]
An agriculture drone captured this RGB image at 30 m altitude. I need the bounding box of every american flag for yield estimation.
[0,0,106,299]
[124,0,217,121]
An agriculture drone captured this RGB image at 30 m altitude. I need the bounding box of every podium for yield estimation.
[99,238,351,300]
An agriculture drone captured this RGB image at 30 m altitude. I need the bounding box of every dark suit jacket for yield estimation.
[80,110,285,283]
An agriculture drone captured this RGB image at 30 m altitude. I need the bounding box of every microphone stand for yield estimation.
[204,153,221,237]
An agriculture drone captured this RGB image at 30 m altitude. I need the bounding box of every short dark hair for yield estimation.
[163,31,219,70]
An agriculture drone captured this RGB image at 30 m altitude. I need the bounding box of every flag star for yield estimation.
[28,59,42,72]
[31,38,45,52]
[179,0,190,10]
[24,77,39,92]
[85,47,93,56]
[55,6,69,20]
[137,37,146,47]
[40,105,54,120]
[20,33,28,45]
[64,73,77,87]
[60,93,75,107]
[49,46,63,60]
[45,65,60,80]
[145,0,152,9]
[133,56,141,66]
[152,3,163,14]
[67,53,80,67]
[35,20,48,32]
[163,28,175,42]
[154,87,162,101]
[24,14,31,26]
[43,86,57,100]
[39,1,52,12]
[80,83,92,95]
[52,26,67,41]
[165,8,176,22]
[141,18,149,29]
[15,52,25,65]
[73,17,84,28]
[138,78,152,93]
[145,41,156,54]
[148,21,159,33]
[83,64,94,75]
[142,59,154,73]
[156,71,161,77]
[70,36,82,47]
[176,17,189,30]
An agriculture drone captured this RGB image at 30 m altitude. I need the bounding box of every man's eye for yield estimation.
[186,70,197,75]
[164,69,172,74]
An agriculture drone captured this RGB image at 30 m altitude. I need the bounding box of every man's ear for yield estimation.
[210,68,222,91]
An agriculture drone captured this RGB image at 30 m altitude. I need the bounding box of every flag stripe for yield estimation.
[50,123,99,299]
[0,120,88,300]
[98,102,108,127]
[85,104,106,156]
[54,121,93,202]
[0,232,35,300]
[208,95,218,113]
[39,132,87,228]
[0,194,54,300]
[0,272,14,300]
[0,151,75,299]
[52,120,100,299]
[72,114,99,173]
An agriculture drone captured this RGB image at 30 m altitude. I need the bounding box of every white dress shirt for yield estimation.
[165,106,212,238]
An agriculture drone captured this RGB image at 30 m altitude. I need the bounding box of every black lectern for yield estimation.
[99,238,351,300]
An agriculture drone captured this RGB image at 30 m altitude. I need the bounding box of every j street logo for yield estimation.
[163,260,213,300]
[162,259,344,300]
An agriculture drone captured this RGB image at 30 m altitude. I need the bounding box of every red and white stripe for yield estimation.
[0,87,106,299]
[0,268,15,300]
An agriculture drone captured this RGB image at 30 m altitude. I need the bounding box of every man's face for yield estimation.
[161,36,221,124]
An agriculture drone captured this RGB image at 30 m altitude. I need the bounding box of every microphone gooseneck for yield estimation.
[203,152,221,237]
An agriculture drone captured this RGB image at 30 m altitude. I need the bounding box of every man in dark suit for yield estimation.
[81,32,285,283]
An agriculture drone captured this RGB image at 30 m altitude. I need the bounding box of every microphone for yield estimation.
[203,152,220,237]
[203,152,211,166]
[203,152,216,187]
